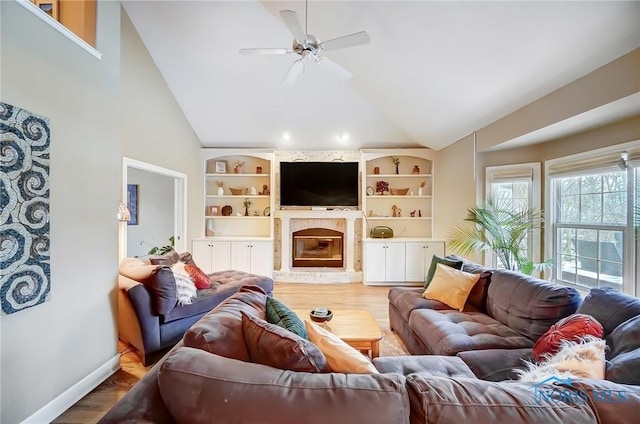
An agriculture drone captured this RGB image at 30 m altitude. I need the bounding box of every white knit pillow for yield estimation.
[171,262,197,306]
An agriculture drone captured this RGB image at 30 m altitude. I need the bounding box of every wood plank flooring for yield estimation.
[52,282,409,423]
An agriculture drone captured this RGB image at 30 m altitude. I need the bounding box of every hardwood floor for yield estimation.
[52,282,408,423]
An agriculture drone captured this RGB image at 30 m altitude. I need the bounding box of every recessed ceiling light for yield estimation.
[282,132,291,141]
[338,132,350,142]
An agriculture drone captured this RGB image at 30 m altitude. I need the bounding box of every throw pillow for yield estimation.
[171,262,197,305]
[422,263,480,311]
[149,249,181,266]
[266,297,308,339]
[184,263,212,289]
[532,313,604,362]
[241,312,329,373]
[304,320,379,374]
[119,258,177,315]
[424,255,463,289]
[119,257,158,281]
[518,336,606,382]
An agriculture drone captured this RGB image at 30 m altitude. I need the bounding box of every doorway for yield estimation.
[120,157,187,259]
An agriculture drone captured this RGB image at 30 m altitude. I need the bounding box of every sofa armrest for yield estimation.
[456,348,533,382]
[120,283,162,356]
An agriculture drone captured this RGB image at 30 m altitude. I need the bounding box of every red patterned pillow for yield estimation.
[184,263,212,289]
[533,313,604,362]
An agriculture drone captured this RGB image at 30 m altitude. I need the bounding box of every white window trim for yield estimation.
[544,140,640,296]
[15,0,102,60]
[485,162,542,268]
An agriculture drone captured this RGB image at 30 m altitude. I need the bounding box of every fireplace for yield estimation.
[275,209,362,283]
[292,228,344,268]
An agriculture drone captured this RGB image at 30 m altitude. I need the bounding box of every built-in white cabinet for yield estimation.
[364,241,406,283]
[230,241,273,277]
[405,242,445,282]
[364,239,445,285]
[192,240,231,273]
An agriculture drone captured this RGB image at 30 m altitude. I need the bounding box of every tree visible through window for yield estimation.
[553,170,627,291]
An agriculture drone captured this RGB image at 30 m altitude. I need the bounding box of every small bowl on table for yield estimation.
[310,308,333,324]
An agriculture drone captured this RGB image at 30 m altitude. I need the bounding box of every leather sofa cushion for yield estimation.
[457,348,534,381]
[577,287,640,336]
[158,346,410,424]
[486,269,581,341]
[406,375,597,424]
[373,355,475,379]
[183,285,268,361]
[606,314,640,385]
[408,309,534,356]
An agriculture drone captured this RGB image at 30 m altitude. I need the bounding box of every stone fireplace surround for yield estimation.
[274,209,363,283]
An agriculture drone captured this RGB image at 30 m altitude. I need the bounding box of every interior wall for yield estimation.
[432,135,481,263]
[126,168,175,257]
[0,2,121,423]
[119,9,203,248]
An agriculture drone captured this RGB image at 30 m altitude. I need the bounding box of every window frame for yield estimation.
[485,162,541,269]
[545,142,640,296]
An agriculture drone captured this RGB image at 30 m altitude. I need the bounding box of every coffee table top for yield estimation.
[295,309,383,342]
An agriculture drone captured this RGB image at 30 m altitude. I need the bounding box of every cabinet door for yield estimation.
[364,243,387,282]
[230,242,251,273]
[192,241,213,273]
[405,242,445,282]
[385,243,406,282]
[249,241,273,277]
[405,242,428,282]
[210,242,231,272]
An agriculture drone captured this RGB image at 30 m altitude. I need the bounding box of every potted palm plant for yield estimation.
[448,198,552,275]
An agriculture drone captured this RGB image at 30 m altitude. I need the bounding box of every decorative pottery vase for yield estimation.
[217,186,224,196]
[418,187,423,196]
[256,166,262,174]
[373,167,380,174]
[413,165,420,174]
[244,207,249,216]
[395,164,399,175]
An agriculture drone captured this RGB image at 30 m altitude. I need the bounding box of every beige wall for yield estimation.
[119,10,203,245]
[0,2,121,423]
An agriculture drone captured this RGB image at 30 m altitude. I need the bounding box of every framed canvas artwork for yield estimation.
[127,184,139,225]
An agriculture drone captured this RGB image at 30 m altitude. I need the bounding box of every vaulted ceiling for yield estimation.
[123,1,640,151]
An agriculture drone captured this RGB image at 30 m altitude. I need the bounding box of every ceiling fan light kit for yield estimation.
[239,0,370,85]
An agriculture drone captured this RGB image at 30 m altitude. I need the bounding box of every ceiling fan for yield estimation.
[239,0,370,85]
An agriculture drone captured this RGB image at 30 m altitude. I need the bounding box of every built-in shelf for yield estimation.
[205,195,270,199]
[206,173,270,178]
[366,217,432,220]
[366,174,432,178]
[367,195,433,199]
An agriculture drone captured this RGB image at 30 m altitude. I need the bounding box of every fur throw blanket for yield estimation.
[517,336,606,382]
[171,261,197,305]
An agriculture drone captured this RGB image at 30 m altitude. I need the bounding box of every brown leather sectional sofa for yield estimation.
[100,279,640,424]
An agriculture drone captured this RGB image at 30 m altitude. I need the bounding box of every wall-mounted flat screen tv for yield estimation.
[280,162,359,207]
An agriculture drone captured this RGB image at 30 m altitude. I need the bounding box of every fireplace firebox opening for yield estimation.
[292,228,344,268]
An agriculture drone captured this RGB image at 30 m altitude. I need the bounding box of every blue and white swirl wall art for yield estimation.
[0,102,51,315]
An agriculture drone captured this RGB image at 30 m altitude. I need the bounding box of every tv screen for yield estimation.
[280,162,359,207]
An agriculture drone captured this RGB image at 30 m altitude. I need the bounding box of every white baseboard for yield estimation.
[22,354,120,424]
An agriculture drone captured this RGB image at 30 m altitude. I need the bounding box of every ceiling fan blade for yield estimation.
[319,31,370,52]
[316,57,352,80]
[282,59,304,86]
[239,48,292,56]
[279,10,307,43]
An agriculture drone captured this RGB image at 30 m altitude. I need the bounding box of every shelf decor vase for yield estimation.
[395,165,399,175]
[244,207,249,216]
[217,186,224,196]
[413,165,420,174]
[418,187,423,196]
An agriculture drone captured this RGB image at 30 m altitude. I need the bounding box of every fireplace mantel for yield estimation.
[274,209,363,283]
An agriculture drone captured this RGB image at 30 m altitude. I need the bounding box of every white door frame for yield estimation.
[120,157,187,259]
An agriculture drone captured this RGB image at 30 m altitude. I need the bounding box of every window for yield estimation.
[485,163,541,268]
[546,142,639,296]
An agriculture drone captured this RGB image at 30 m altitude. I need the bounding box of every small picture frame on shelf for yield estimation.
[209,206,219,216]
[215,161,227,173]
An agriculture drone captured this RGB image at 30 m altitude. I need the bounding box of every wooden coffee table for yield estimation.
[296,309,383,358]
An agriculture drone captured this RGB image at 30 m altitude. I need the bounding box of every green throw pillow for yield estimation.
[424,255,464,289]
[266,297,308,339]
